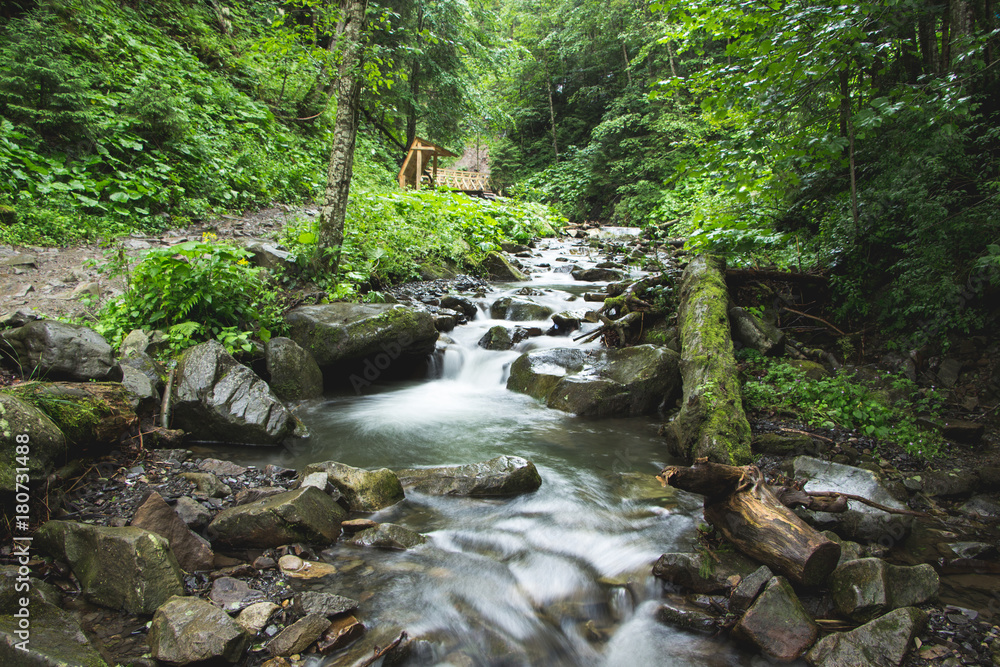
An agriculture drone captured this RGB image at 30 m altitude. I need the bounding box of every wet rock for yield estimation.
[729,306,784,356]
[210,577,267,612]
[121,364,160,412]
[265,336,324,401]
[298,461,404,511]
[207,487,345,549]
[277,554,338,579]
[318,614,365,653]
[789,456,913,543]
[806,606,926,667]
[959,494,1000,518]
[550,311,581,333]
[172,340,298,445]
[0,319,117,381]
[729,565,772,614]
[119,348,166,389]
[490,296,555,321]
[822,531,864,566]
[395,455,542,497]
[174,496,212,529]
[652,551,758,594]
[267,613,330,657]
[434,313,457,331]
[0,308,40,328]
[478,325,527,351]
[918,469,979,497]
[507,345,680,417]
[440,295,477,318]
[482,251,528,281]
[341,518,378,533]
[35,520,184,615]
[0,393,67,493]
[149,596,250,665]
[734,576,817,662]
[130,492,215,572]
[237,601,280,636]
[181,472,232,498]
[829,558,938,622]
[294,591,360,617]
[571,267,624,282]
[655,598,718,634]
[348,523,427,550]
[298,470,339,496]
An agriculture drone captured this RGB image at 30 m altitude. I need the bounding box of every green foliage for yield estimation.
[740,354,944,458]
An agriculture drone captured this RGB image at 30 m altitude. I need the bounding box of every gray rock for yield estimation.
[822,531,864,566]
[937,357,962,387]
[829,558,938,622]
[507,345,680,417]
[919,469,979,497]
[0,308,40,328]
[121,364,160,412]
[198,458,247,476]
[174,496,212,529]
[790,456,913,543]
[806,606,926,667]
[440,295,477,318]
[490,296,555,321]
[130,492,215,572]
[247,242,296,273]
[655,598,717,634]
[0,393,67,494]
[207,486,345,549]
[729,306,784,355]
[172,340,298,445]
[265,336,324,401]
[118,348,165,389]
[181,472,232,498]
[395,455,542,497]
[959,494,1000,518]
[729,565,772,613]
[652,551,758,594]
[35,521,184,615]
[267,613,330,657]
[0,320,117,381]
[0,253,37,267]
[236,601,280,636]
[294,591,360,618]
[149,596,250,664]
[348,523,427,550]
[734,576,817,662]
[209,577,267,613]
[571,267,624,282]
[299,461,404,512]
[482,252,528,281]
[478,325,526,351]
[550,311,581,333]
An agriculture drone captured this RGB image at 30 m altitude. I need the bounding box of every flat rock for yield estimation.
[806,606,926,666]
[348,523,426,550]
[277,554,338,579]
[571,267,624,282]
[490,296,554,321]
[210,576,267,612]
[734,576,817,662]
[652,551,757,594]
[298,461,404,511]
[729,565,772,613]
[130,491,215,572]
[655,598,717,634]
[207,486,345,549]
[395,455,542,497]
[294,591,360,618]
[198,458,248,476]
[237,601,280,636]
[149,596,250,664]
[266,613,330,657]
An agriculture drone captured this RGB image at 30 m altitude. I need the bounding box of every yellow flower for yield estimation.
[237,258,249,266]
[202,231,218,242]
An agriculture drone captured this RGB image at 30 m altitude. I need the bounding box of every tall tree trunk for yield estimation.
[917,13,940,74]
[405,7,424,149]
[318,0,368,274]
[547,73,559,162]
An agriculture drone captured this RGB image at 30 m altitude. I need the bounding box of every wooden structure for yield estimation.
[397,137,492,194]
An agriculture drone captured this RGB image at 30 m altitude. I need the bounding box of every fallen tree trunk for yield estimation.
[660,461,841,587]
[665,255,752,464]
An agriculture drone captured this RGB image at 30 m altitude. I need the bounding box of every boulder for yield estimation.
[652,551,758,594]
[571,267,624,282]
[4,381,134,447]
[298,461,404,512]
[348,523,427,550]
[130,492,215,572]
[174,496,212,529]
[806,606,926,667]
[120,329,169,357]
[655,598,718,634]
[34,520,184,615]
[0,393,67,493]
[789,456,913,543]
[829,558,938,622]
[481,252,528,281]
[267,613,330,657]
[295,591,360,618]
[729,565,773,613]
[478,325,528,351]
[0,320,117,381]
[206,486,345,549]
[729,306,784,356]
[149,596,250,664]
[489,296,555,322]
[265,336,324,401]
[550,311,581,334]
[285,303,438,376]
[822,531,864,566]
[247,242,296,273]
[917,469,979,497]
[119,348,166,388]
[120,364,160,413]
[395,455,542,496]
[171,340,298,445]
[507,345,680,417]
[734,576,817,662]
[440,295,478,318]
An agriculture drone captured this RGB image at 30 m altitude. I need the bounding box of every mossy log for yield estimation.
[5,381,136,446]
[659,461,841,587]
[665,255,751,464]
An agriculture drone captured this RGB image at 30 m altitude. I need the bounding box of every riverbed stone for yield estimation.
[0,393,67,493]
[729,565,773,613]
[172,340,298,445]
[918,469,979,497]
[174,496,212,529]
[507,345,680,417]
[207,486,345,549]
[120,364,160,412]
[35,520,184,615]
[734,576,817,662]
[478,325,527,351]
[821,531,864,566]
[571,267,624,282]
[130,491,215,572]
[299,461,404,511]
[652,550,758,594]
[0,319,117,381]
[806,606,926,667]
[490,296,555,321]
[285,303,438,375]
[829,558,938,621]
[149,596,250,664]
[267,613,330,657]
[294,591,360,618]
[265,336,324,401]
[181,471,232,498]
[655,598,717,634]
[237,601,280,636]
[395,455,542,496]
[440,294,478,318]
[348,523,427,550]
[210,577,267,613]
[482,251,528,281]
[789,456,913,543]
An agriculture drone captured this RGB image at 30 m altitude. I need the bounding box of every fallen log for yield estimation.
[659,461,841,587]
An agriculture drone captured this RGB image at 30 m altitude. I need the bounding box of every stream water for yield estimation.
[199,235,761,666]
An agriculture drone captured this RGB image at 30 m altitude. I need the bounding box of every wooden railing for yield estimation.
[424,168,491,192]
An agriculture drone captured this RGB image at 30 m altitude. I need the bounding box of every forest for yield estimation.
[2,0,999,346]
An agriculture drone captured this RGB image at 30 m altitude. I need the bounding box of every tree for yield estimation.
[318,0,368,273]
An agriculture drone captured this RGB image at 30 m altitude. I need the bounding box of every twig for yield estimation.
[779,428,835,444]
[160,369,175,429]
[780,306,847,336]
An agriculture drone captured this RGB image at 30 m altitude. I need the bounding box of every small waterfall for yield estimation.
[439,344,519,386]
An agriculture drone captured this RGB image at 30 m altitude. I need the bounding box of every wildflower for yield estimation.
[237,258,249,266]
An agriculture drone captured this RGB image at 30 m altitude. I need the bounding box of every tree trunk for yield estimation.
[840,66,859,237]
[405,7,423,149]
[547,73,559,162]
[318,0,368,275]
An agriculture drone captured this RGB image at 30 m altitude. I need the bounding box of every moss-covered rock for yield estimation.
[206,486,345,549]
[395,455,542,496]
[4,382,133,447]
[489,296,555,321]
[34,521,185,615]
[806,606,926,667]
[265,336,324,401]
[481,251,528,281]
[0,393,67,493]
[149,596,250,664]
[298,461,404,512]
[348,523,427,550]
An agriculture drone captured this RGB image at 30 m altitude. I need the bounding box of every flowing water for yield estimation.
[200,234,760,666]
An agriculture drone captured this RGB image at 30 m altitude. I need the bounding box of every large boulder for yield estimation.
[734,576,817,661]
[828,558,938,622]
[130,492,215,572]
[789,456,913,543]
[265,336,324,401]
[207,486,345,549]
[395,455,542,496]
[507,345,680,417]
[806,607,926,667]
[34,521,185,615]
[149,596,250,665]
[481,252,528,281]
[0,320,118,381]
[299,461,404,511]
[172,340,298,445]
[490,296,555,322]
[0,393,67,493]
